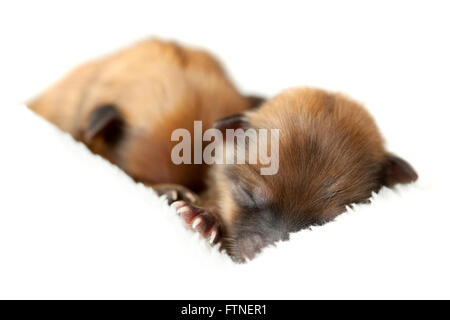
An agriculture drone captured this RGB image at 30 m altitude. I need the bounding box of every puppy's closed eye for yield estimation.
[232,184,257,209]
[231,182,270,211]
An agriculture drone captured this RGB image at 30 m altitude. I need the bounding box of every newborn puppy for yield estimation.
[172,88,418,262]
[29,40,417,263]
[29,39,259,193]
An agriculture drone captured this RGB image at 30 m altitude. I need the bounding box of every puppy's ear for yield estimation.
[213,114,249,133]
[213,95,264,133]
[247,95,266,109]
[381,153,418,187]
[84,104,124,145]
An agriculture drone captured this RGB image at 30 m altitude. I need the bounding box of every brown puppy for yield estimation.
[172,88,418,262]
[29,39,259,192]
[29,40,418,263]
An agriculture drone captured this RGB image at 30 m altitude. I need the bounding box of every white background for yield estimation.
[0,0,449,299]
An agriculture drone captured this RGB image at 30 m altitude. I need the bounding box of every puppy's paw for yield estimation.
[171,201,221,245]
[154,184,198,205]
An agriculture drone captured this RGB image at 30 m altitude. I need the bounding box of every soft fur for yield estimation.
[28,39,253,191]
[27,41,417,262]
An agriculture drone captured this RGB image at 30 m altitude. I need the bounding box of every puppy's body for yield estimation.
[30,39,253,190]
[29,40,418,262]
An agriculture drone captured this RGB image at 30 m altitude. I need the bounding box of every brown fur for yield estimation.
[201,88,417,261]
[28,41,417,263]
[29,39,252,191]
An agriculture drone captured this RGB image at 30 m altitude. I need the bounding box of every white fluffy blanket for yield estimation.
[0,105,447,299]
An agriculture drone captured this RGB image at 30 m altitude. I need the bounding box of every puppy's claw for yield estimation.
[184,192,196,203]
[192,217,202,230]
[170,200,187,210]
[169,190,178,201]
[209,230,217,245]
[156,185,199,205]
[172,202,222,245]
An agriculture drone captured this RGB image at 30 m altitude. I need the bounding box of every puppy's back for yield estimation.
[29,39,252,189]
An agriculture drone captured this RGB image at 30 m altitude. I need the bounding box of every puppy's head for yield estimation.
[213,88,418,262]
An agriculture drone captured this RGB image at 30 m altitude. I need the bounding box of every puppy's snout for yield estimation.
[237,234,265,261]
[230,229,289,263]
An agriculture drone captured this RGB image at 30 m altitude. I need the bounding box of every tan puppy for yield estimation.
[172,88,418,262]
[29,39,259,192]
[29,41,417,262]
